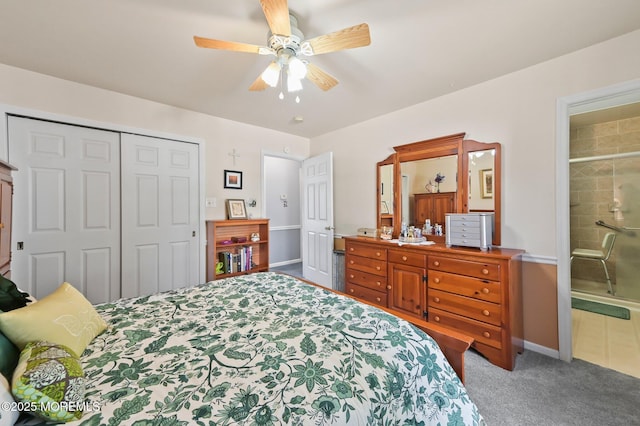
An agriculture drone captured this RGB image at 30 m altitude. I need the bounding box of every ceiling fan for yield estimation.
[193,0,371,94]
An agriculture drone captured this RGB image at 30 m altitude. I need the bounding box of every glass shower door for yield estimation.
[611,155,640,300]
[570,152,640,302]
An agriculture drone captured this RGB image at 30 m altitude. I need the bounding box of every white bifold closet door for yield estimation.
[8,117,200,303]
[8,116,121,303]
[120,133,199,298]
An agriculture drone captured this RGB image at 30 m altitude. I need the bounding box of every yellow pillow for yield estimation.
[0,283,107,357]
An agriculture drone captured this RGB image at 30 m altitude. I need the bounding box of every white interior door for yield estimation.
[302,152,334,288]
[8,116,121,303]
[120,133,199,298]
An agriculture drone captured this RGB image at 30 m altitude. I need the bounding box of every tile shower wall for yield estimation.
[570,114,640,283]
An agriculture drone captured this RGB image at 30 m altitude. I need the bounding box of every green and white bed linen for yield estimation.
[20,272,485,425]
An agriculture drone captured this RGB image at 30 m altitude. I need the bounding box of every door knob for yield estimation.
[325,226,335,230]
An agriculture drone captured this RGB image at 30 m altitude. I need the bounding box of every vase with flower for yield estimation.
[434,173,445,193]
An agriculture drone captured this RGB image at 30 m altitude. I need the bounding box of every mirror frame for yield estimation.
[376,154,395,230]
[461,139,502,246]
[376,132,502,246]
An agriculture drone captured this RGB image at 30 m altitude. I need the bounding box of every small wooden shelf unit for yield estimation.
[206,219,269,281]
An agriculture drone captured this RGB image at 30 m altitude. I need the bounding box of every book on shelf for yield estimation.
[218,246,254,274]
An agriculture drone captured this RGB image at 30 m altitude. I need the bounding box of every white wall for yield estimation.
[0,63,310,221]
[310,30,640,257]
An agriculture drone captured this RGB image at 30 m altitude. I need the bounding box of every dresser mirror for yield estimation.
[376,133,501,246]
[462,139,501,245]
[377,156,395,229]
[399,154,457,226]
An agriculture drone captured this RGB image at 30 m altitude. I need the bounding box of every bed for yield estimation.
[4,272,485,425]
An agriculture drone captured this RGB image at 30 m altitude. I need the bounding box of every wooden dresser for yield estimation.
[344,236,523,370]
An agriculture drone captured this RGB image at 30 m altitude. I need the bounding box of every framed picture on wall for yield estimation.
[480,169,493,198]
[224,170,243,189]
[226,199,247,220]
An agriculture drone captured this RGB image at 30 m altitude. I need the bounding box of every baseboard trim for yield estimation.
[523,340,560,359]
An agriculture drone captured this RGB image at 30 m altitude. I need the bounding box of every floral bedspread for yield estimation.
[22,272,485,425]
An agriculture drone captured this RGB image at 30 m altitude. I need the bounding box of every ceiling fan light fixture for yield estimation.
[287,73,303,92]
[261,62,281,87]
[288,56,307,79]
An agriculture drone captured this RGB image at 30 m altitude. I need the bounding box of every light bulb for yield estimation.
[287,73,303,92]
[278,91,284,100]
[295,96,300,103]
[288,57,307,79]
[261,62,281,87]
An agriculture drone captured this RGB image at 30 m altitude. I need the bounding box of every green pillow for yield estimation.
[0,331,19,378]
[0,275,30,311]
[12,341,86,422]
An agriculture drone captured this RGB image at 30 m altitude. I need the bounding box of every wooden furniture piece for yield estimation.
[414,192,456,234]
[376,133,502,246]
[206,219,269,281]
[345,236,523,370]
[0,160,16,278]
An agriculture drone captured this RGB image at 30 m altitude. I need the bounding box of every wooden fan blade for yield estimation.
[306,63,339,91]
[303,23,371,56]
[194,36,263,54]
[260,0,291,36]
[249,74,269,91]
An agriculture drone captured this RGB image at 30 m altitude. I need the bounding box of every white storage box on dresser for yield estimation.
[445,213,493,251]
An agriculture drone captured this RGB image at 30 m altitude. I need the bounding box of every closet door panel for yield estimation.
[8,116,121,303]
[121,134,199,298]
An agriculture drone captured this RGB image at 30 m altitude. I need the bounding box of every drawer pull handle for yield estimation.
[376,266,381,271]
[376,281,381,286]
[434,297,440,303]
[349,289,354,293]
[434,277,440,284]
[482,287,490,294]
[349,260,354,265]
[349,274,354,279]
[434,316,441,322]
[402,256,408,261]
[386,285,392,290]
[433,261,440,267]
[376,297,381,302]
[376,252,381,257]
[483,331,491,338]
[482,310,490,316]
[482,268,489,275]
[349,247,354,252]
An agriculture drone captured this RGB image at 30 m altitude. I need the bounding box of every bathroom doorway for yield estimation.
[568,102,640,378]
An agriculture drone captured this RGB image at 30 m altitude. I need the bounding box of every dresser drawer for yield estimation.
[447,236,482,247]
[346,268,388,292]
[429,255,500,281]
[345,283,387,308]
[388,250,426,268]
[346,255,386,276]
[428,289,501,326]
[429,307,502,349]
[346,242,387,261]
[428,270,501,303]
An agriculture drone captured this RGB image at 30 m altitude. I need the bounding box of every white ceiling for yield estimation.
[2,0,640,138]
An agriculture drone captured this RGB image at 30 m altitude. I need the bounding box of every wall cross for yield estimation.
[228,148,240,165]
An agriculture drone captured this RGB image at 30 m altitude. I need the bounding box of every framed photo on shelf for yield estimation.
[480,169,493,199]
[226,199,247,220]
[224,170,243,189]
